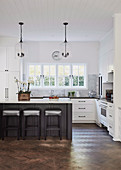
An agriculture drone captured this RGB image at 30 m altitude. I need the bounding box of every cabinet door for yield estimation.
[0,72,8,100]
[7,47,19,72]
[8,72,19,100]
[95,100,101,125]
[0,47,7,71]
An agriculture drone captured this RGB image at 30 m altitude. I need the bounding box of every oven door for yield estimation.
[101,107,106,117]
[100,105,107,127]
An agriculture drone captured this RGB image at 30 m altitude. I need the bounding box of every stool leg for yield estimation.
[38,115,40,140]
[59,116,62,140]
[6,116,8,137]
[17,116,20,140]
[45,116,47,140]
[2,116,5,140]
[25,116,28,137]
[22,115,25,140]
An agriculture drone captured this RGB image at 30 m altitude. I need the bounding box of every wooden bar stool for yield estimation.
[44,110,62,140]
[22,110,41,140]
[2,110,20,140]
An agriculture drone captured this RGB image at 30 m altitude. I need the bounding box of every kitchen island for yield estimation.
[0,99,72,139]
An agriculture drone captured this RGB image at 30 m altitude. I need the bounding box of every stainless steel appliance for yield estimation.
[100,101,108,127]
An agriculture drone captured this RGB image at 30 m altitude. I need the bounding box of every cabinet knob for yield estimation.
[109,115,112,117]
[109,126,112,128]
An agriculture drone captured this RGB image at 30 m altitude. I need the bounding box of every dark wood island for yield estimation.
[0,99,72,140]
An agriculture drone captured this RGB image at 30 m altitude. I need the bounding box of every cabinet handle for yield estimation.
[5,70,8,72]
[78,108,86,109]
[109,115,112,117]
[78,101,85,102]
[109,126,112,128]
[109,106,112,108]
[78,116,86,117]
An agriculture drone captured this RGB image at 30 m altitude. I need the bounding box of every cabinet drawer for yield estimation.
[71,99,93,105]
[108,111,113,121]
[73,104,93,112]
[108,103,114,110]
[108,122,114,136]
[73,112,95,120]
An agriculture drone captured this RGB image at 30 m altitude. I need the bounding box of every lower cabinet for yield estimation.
[71,99,95,123]
[118,107,121,140]
[107,103,114,137]
[0,71,19,101]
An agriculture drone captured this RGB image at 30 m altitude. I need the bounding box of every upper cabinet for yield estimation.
[0,46,19,72]
[99,30,114,83]
[0,47,7,71]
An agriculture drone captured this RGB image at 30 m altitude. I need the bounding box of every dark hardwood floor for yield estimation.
[0,124,121,170]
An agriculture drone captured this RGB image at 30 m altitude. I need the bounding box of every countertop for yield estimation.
[31,96,98,99]
[0,98,72,104]
[100,98,113,103]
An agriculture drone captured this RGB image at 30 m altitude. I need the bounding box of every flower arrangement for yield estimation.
[14,77,33,94]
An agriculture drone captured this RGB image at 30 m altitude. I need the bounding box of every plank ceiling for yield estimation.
[0,0,121,41]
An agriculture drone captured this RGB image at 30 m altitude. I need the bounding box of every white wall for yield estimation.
[23,41,99,76]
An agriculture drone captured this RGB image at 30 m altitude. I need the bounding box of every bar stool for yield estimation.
[44,110,62,140]
[2,110,20,140]
[22,110,41,140]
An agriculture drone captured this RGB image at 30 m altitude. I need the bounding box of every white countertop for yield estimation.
[0,98,72,104]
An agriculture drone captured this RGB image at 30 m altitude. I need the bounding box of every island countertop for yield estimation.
[0,98,72,104]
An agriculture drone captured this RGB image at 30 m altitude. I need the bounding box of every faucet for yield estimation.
[51,90,54,96]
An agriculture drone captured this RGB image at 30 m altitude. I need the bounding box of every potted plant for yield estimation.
[15,78,33,101]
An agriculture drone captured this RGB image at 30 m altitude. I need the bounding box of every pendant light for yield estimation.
[17,22,24,57]
[62,22,69,58]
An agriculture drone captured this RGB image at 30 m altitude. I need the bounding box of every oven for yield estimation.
[100,101,108,127]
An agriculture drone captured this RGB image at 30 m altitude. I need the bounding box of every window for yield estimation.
[28,65,41,87]
[58,65,71,87]
[28,63,86,88]
[72,64,85,87]
[43,65,56,87]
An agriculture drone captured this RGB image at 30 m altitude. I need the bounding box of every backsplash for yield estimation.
[30,74,98,97]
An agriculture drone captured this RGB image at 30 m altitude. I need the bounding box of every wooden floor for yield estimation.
[0,124,121,170]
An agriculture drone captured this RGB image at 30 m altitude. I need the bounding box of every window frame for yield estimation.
[27,63,87,89]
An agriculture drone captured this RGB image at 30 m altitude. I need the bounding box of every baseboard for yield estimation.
[113,138,121,142]
[72,120,95,123]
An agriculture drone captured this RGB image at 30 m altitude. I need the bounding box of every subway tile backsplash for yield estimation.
[31,74,98,97]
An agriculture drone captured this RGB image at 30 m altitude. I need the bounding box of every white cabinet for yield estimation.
[0,46,20,101]
[95,99,101,126]
[0,71,19,101]
[0,47,7,71]
[0,72,8,100]
[118,107,121,140]
[0,46,19,72]
[107,103,114,137]
[71,99,95,123]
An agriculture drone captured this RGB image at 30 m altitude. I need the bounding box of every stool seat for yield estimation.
[45,110,61,116]
[23,110,40,116]
[3,110,20,116]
